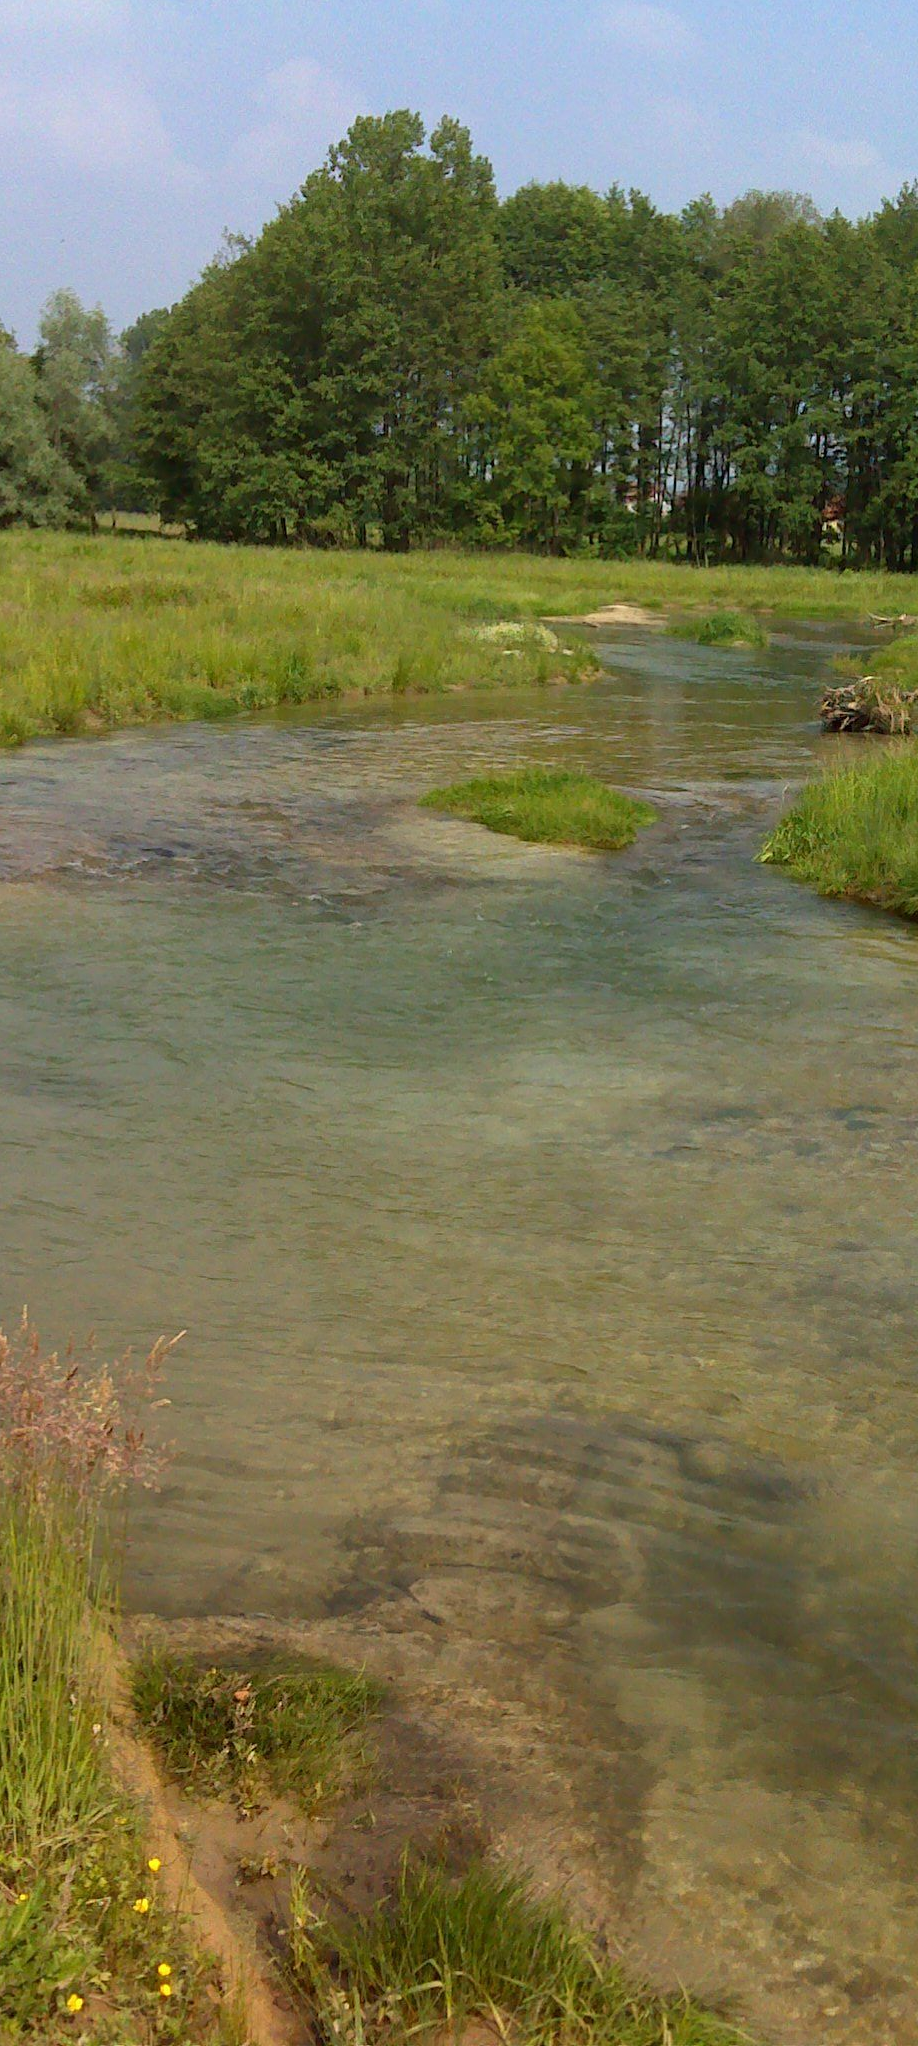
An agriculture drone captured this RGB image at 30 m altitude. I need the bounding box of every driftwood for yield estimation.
[868,612,918,629]
[820,677,917,734]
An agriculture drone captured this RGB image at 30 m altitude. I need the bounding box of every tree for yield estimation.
[33,289,118,515]
[0,331,81,527]
[471,300,600,552]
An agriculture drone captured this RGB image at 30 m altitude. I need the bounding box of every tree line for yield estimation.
[7,110,918,565]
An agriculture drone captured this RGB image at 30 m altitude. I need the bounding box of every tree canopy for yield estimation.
[7,115,918,564]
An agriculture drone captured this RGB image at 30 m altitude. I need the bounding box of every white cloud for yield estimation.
[602,2,697,61]
[235,56,362,189]
[795,128,882,175]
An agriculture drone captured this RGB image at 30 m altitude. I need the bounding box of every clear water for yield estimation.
[1,624,917,2040]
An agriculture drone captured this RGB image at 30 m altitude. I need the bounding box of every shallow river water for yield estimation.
[2,624,918,2041]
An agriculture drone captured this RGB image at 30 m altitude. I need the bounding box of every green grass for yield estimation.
[421,767,657,852]
[131,1651,379,1813]
[0,1496,245,2042]
[2,531,918,748]
[870,627,918,687]
[672,609,768,648]
[760,743,918,916]
[287,1856,745,2046]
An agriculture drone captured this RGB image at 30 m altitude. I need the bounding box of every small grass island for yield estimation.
[673,608,768,649]
[421,766,657,853]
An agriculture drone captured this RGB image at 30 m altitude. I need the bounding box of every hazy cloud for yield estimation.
[795,128,882,174]
[235,56,362,187]
[0,62,191,176]
[602,2,697,61]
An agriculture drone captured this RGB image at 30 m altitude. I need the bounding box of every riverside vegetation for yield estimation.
[5,530,918,748]
[760,744,918,918]
[0,1319,252,2043]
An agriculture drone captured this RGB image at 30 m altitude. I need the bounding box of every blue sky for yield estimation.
[2,0,916,344]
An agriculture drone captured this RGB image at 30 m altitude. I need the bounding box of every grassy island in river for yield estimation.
[422,767,657,851]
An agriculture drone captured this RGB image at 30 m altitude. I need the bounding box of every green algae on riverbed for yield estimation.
[760,744,918,917]
[421,767,657,852]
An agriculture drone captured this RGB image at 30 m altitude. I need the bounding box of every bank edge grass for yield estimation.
[422,768,657,852]
[0,1324,245,2042]
[3,531,918,748]
[287,1856,745,2046]
[0,1501,245,2042]
[131,1651,379,1813]
[760,743,918,917]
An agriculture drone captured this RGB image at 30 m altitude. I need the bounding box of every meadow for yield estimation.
[2,530,917,748]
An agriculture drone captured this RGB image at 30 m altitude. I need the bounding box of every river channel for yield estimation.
[1,623,917,2042]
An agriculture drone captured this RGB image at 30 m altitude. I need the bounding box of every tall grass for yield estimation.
[288,1857,743,2046]
[760,744,918,916]
[1,531,915,748]
[0,1494,106,1867]
[422,768,657,852]
[0,1322,245,2040]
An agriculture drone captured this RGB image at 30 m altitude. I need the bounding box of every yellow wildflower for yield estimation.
[65,1993,84,2014]
[133,1895,151,1914]
[157,1962,172,1978]
[159,1981,172,1998]
[147,1856,161,1873]
[17,1891,29,1903]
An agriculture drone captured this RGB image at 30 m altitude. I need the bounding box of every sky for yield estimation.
[2,0,917,345]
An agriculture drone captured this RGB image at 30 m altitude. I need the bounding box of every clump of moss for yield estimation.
[131,1652,379,1812]
[759,743,918,917]
[421,767,656,853]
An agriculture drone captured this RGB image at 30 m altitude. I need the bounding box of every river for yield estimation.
[1,622,917,2042]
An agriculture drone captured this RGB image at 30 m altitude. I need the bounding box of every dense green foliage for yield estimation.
[760,745,918,915]
[288,1857,745,2046]
[422,767,656,850]
[9,117,918,564]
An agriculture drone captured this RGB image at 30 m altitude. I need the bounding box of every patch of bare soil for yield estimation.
[544,603,664,629]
